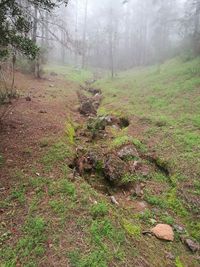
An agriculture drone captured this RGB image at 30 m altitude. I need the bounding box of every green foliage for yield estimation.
[161,215,174,225]
[167,188,188,217]
[49,200,67,215]
[11,185,26,204]
[68,249,108,267]
[175,257,184,267]
[65,120,75,144]
[121,173,139,184]
[42,141,71,171]
[59,179,76,198]
[144,192,167,209]
[1,216,47,266]
[122,219,141,239]
[188,221,200,242]
[0,0,68,60]
[90,202,109,218]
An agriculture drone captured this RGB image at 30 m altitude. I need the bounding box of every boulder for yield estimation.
[103,154,127,185]
[79,100,97,116]
[151,224,174,241]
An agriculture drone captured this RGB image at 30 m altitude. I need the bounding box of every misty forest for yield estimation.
[1,0,200,266]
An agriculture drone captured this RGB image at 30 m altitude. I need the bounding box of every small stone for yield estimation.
[49,84,54,87]
[117,144,139,160]
[165,252,175,260]
[110,196,119,206]
[173,224,185,234]
[185,238,200,253]
[134,183,143,197]
[25,96,31,101]
[151,224,174,241]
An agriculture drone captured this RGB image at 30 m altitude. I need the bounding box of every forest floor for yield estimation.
[0,59,200,267]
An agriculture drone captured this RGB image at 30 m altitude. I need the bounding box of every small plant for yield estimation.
[161,215,174,225]
[167,188,188,217]
[144,191,167,208]
[122,219,141,239]
[138,209,154,221]
[65,120,75,144]
[121,173,139,184]
[11,185,26,204]
[90,202,109,218]
[49,200,67,215]
[59,179,76,198]
[175,256,184,267]
[90,219,114,245]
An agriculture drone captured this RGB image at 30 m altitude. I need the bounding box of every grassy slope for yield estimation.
[1,60,200,267]
[95,57,200,241]
[96,58,200,177]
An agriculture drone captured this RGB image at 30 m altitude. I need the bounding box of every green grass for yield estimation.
[41,141,72,171]
[90,201,109,218]
[94,57,200,176]
[1,217,47,266]
[122,219,141,239]
[44,64,93,84]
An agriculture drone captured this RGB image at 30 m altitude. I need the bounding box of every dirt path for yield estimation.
[0,72,81,188]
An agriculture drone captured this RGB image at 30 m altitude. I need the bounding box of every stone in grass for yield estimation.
[184,238,200,253]
[117,144,139,160]
[151,224,174,241]
[103,154,127,185]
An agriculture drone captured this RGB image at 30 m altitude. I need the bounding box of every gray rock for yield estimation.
[79,100,97,116]
[185,239,200,253]
[117,144,139,160]
[103,154,127,185]
[173,224,185,234]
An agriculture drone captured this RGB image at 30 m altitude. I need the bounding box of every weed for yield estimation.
[10,185,26,204]
[138,209,154,221]
[188,221,200,242]
[161,215,174,225]
[144,191,167,208]
[153,172,167,182]
[90,202,109,218]
[90,219,114,245]
[121,173,140,184]
[65,120,75,144]
[59,179,76,198]
[122,219,141,239]
[167,188,188,217]
[49,200,67,215]
[175,257,184,267]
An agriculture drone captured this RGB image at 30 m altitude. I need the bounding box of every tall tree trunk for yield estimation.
[82,0,88,69]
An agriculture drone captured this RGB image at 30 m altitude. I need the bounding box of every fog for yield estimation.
[35,0,196,74]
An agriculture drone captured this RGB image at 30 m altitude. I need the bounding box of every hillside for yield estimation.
[0,58,200,267]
